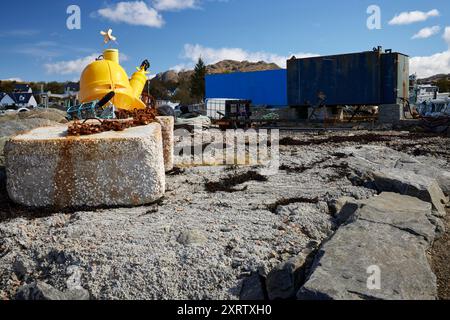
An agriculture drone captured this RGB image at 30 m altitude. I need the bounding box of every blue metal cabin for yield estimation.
[287,49,409,107]
[205,69,287,107]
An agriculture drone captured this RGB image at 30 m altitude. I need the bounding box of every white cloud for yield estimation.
[410,27,450,78]
[153,0,197,11]
[389,9,439,26]
[98,1,164,28]
[1,78,23,82]
[120,53,130,62]
[410,51,450,78]
[173,43,318,71]
[14,41,61,58]
[14,47,61,58]
[0,29,40,37]
[44,54,100,75]
[412,26,441,39]
[171,63,191,72]
[43,52,130,76]
[444,26,450,45]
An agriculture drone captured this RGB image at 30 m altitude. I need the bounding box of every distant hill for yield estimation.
[417,73,450,84]
[155,60,281,84]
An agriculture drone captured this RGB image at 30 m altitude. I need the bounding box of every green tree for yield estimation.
[0,81,15,93]
[190,58,207,102]
[45,82,64,94]
[29,82,46,93]
[436,79,450,93]
[173,77,197,105]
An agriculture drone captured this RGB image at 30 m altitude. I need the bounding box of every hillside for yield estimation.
[155,60,281,84]
[417,73,450,84]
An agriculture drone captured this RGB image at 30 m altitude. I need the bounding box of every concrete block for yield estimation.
[378,104,403,124]
[156,116,174,172]
[5,124,165,209]
[308,106,338,121]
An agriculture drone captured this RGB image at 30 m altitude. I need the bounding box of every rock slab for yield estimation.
[15,281,89,300]
[372,169,447,217]
[5,124,166,209]
[240,274,266,300]
[297,193,438,300]
[341,145,450,195]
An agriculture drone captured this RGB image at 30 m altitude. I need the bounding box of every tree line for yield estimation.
[0,81,67,94]
[145,58,207,105]
[436,79,450,93]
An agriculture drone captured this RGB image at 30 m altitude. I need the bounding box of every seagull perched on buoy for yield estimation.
[100,29,117,44]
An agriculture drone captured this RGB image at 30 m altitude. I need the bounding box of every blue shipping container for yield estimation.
[206,69,287,107]
[287,50,409,106]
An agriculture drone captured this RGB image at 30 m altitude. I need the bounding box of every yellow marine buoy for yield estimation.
[79,48,149,111]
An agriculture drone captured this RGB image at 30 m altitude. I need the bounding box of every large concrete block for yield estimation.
[5,124,165,209]
[378,104,403,124]
[156,116,174,172]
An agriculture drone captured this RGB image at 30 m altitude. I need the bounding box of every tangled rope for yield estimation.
[68,107,157,136]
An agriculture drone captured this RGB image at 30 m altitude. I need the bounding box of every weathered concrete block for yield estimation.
[156,116,174,172]
[297,193,438,300]
[5,124,165,209]
[378,104,403,124]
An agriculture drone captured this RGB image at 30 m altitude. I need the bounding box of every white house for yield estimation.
[0,93,15,107]
[10,93,38,108]
[4,84,39,108]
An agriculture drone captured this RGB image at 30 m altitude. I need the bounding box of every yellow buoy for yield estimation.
[103,49,119,64]
[79,48,148,111]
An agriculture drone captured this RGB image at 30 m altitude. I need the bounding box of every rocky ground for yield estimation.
[0,127,449,300]
[0,109,67,166]
[431,210,450,300]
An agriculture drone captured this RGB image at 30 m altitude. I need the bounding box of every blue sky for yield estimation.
[0,0,449,82]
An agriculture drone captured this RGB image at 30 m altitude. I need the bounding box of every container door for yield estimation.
[381,54,409,104]
[397,55,409,103]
